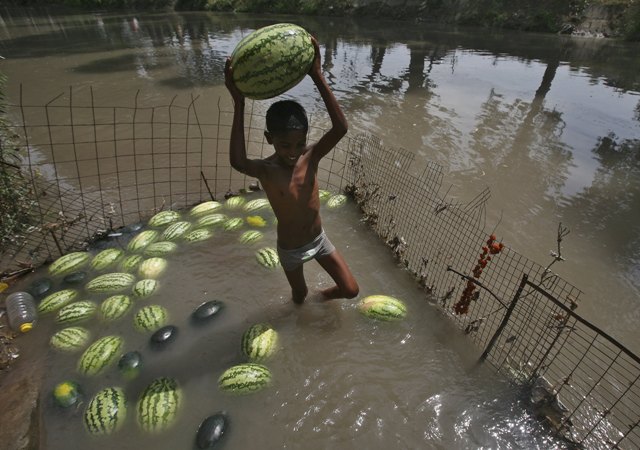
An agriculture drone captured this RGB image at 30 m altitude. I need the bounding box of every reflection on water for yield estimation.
[0,0,639,378]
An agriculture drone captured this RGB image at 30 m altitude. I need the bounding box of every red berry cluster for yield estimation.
[454,234,504,315]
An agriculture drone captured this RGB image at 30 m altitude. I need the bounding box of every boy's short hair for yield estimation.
[266,100,308,135]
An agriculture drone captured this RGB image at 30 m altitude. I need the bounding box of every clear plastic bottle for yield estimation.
[5,291,37,333]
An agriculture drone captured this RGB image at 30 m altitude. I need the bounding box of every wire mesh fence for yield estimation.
[1,88,638,449]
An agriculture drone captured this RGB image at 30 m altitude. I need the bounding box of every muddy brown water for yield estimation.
[10,196,556,449]
[0,8,639,449]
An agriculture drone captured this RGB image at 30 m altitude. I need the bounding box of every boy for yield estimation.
[224,37,359,304]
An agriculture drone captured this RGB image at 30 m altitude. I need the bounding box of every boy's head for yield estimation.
[265,100,309,166]
[265,100,308,136]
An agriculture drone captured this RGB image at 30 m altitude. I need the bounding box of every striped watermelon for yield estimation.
[53,380,81,408]
[218,363,272,394]
[243,198,270,212]
[49,252,91,277]
[327,194,347,209]
[55,301,97,325]
[86,272,136,294]
[144,241,178,257]
[38,289,79,314]
[189,201,222,217]
[246,215,267,227]
[239,230,264,245]
[161,221,192,241]
[134,305,169,332]
[137,377,182,433]
[77,335,124,376]
[119,254,144,273]
[358,295,407,321]
[222,218,243,231]
[127,230,159,252]
[196,213,228,227]
[132,279,158,299]
[224,196,245,210]
[100,295,132,321]
[241,323,279,362]
[319,189,331,201]
[256,247,280,268]
[230,23,315,100]
[138,257,168,279]
[90,248,124,272]
[50,326,91,352]
[183,228,213,243]
[148,210,181,228]
[84,387,127,435]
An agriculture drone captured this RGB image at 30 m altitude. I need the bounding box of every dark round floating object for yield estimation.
[150,325,178,346]
[123,222,144,234]
[118,350,143,380]
[196,412,228,449]
[191,301,224,323]
[29,278,53,298]
[62,271,87,286]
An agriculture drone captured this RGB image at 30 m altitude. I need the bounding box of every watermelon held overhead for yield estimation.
[230,23,315,100]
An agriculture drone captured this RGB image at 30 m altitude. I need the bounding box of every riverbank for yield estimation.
[4,0,640,40]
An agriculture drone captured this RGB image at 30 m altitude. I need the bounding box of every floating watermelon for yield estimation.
[50,327,91,353]
[53,380,82,408]
[358,295,407,321]
[38,289,79,314]
[218,363,272,395]
[241,323,279,362]
[77,335,124,376]
[84,387,127,435]
[48,252,90,277]
[230,23,315,100]
[255,247,280,269]
[136,377,182,433]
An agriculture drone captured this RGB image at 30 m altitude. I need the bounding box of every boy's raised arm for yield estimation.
[225,59,265,179]
[308,37,348,162]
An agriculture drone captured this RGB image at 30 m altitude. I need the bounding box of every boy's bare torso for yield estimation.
[259,150,322,250]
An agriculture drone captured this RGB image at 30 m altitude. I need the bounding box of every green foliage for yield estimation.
[623,1,640,40]
[0,73,37,249]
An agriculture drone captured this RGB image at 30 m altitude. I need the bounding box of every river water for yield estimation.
[0,8,639,449]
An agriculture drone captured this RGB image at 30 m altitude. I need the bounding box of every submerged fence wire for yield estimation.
[1,88,638,449]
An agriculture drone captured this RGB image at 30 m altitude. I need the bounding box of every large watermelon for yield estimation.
[55,301,97,325]
[90,248,124,272]
[230,23,315,100]
[84,387,127,435]
[241,323,279,362]
[136,377,182,433]
[256,247,280,268]
[38,289,79,314]
[358,295,407,321]
[86,272,136,294]
[100,295,133,321]
[134,305,169,332]
[77,335,124,376]
[218,363,272,395]
[50,327,91,352]
[48,252,91,277]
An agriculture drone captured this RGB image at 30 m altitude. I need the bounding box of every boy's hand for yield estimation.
[308,36,322,81]
[224,58,244,102]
